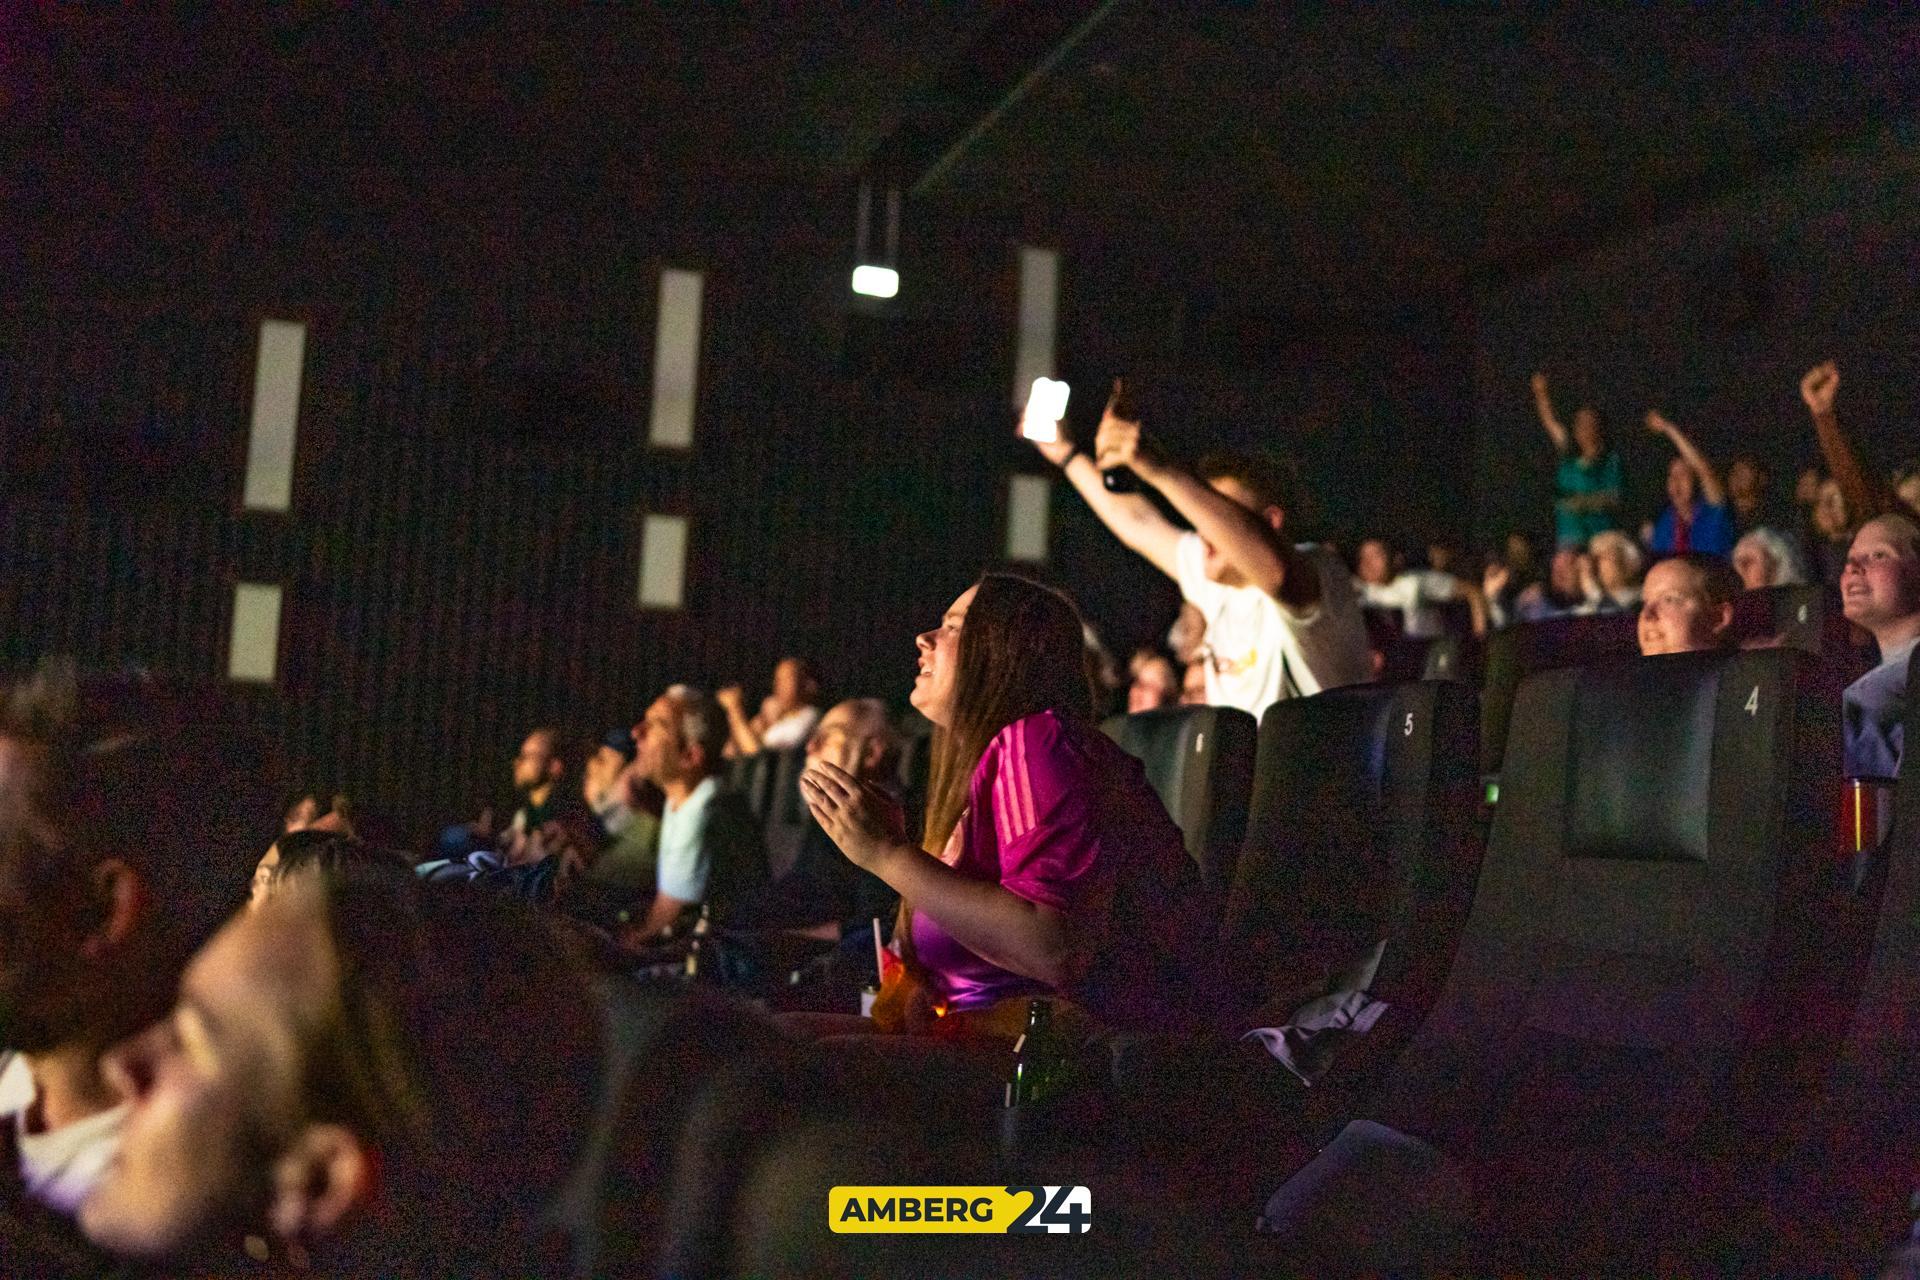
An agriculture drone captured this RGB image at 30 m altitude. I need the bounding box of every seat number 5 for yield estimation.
[1403,713,1415,737]
[1744,686,1760,717]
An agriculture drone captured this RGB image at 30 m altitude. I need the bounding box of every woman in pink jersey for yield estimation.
[801,573,1215,1034]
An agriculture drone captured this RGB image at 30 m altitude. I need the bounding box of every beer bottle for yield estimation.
[1006,998,1060,1106]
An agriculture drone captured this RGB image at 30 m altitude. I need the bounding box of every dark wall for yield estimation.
[1470,125,1920,549]
[0,155,1473,843]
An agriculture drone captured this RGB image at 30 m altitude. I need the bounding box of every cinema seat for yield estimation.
[1094,681,1481,1222]
[1478,611,1640,777]
[1101,704,1257,892]
[1741,646,1920,1274]
[1259,649,1856,1273]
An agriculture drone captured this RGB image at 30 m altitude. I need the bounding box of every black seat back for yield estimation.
[1101,704,1257,892]
[1367,650,1851,1269]
[1749,646,1919,1272]
[1222,680,1481,1026]
[1729,583,1849,654]
[1479,612,1639,777]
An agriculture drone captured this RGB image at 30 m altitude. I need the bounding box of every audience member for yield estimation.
[629,685,765,938]
[250,829,414,907]
[801,573,1214,1035]
[1354,538,1488,638]
[1839,513,1920,780]
[1801,361,1920,528]
[1531,371,1622,547]
[1810,475,1854,588]
[78,872,600,1277]
[1025,378,1369,719]
[1179,659,1209,706]
[0,664,266,1258]
[1495,545,1586,625]
[1643,410,1734,557]
[731,698,900,933]
[1896,462,1920,515]
[718,657,823,758]
[1725,454,1788,536]
[1732,527,1809,591]
[1127,648,1181,713]
[578,726,661,899]
[1637,553,1743,656]
[1576,530,1645,614]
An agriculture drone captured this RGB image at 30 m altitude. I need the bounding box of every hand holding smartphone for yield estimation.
[1021,377,1071,443]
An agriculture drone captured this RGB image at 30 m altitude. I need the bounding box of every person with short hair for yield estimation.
[249,829,415,907]
[1637,553,1744,656]
[1732,527,1809,591]
[1839,513,1920,779]
[1354,538,1488,638]
[1024,379,1369,720]
[1126,649,1180,714]
[718,658,823,758]
[629,685,764,938]
[78,873,601,1276]
[1576,530,1646,615]
[0,663,269,1261]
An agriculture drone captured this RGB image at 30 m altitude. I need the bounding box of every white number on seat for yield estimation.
[1744,686,1760,716]
[1403,713,1415,737]
[1797,604,1809,624]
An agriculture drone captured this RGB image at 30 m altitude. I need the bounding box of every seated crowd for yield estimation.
[0,357,1916,1277]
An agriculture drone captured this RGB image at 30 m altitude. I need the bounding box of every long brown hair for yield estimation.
[921,573,1098,855]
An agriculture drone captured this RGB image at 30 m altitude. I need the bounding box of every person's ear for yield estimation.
[1712,602,1735,640]
[82,859,148,959]
[1264,505,1286,536]
[269,1124,375,1245]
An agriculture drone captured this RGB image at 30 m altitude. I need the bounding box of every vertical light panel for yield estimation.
[242,319,307,511]
[228,582,283,683]
[1006,474,1052,563]
[638,514,689,609]
[1012,246,1060,407]
[649,267,704,448]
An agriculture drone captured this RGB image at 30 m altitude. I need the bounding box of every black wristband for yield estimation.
[1061,446,1085,470]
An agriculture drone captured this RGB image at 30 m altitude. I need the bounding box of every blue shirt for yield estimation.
[1650,499,1735,557]
[1844,638,1916,780]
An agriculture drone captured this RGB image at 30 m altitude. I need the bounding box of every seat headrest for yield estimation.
[1564,655,1724,863]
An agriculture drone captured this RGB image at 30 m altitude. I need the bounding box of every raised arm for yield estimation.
[1645,410,1725,506]
[1023,380,1183,579]
[1532,371,1571,454]
[1800,361,1909,522]
[1093,404,1315,610]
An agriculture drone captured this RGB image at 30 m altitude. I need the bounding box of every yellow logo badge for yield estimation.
[828,1185,1092,1234]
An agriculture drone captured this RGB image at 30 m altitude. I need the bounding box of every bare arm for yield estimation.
[1025,379,1183,579]
[637,891,694,940]
[1143,462,1313,608]
[1801,361,1905,521]
[1532,371,1571,454]
[1056,452,1184,579]
[1458,579,1490,638]
[801,762,1086,988]
[1646,410,1725,506]
[715,688,765,757]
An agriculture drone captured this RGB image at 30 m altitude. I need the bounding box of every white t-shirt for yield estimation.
[758,704,822,751]
[0,1051,129,1214]
[1175,533,1372,720]
[657,775,720,902]
[1357,570,1463,639]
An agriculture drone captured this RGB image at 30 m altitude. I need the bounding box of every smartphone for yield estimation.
[1021,378,1071,442]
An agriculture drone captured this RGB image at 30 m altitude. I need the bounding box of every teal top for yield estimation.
[1554,451,1622,547]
